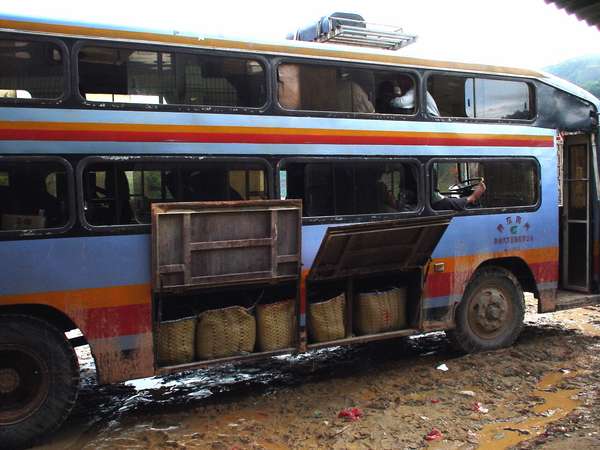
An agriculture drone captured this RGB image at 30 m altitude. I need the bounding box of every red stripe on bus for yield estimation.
[84,303,152,340]
[0,129,554,147]
[425,260,558,299]
[424,271,453,298]
[529,261,559,283]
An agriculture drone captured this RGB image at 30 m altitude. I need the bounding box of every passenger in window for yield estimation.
[432,181,486,211]
[376,80,398,114]
[387,78,440,116]
[336,72,375,113]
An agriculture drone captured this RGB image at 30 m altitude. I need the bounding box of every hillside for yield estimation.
[545,55,600,98]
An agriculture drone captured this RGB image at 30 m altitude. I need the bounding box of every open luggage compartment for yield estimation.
[305,215,453,348]
[151,200,452,372]
[151,200,302,372]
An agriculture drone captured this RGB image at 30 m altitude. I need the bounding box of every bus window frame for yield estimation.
[277,156,424,225]
[76,155,274,233]
[72,40,272,114]
[0,155,75,239]
[423,70,538,123]
[0,32,70,106]
[273,57,422,120]
[426,156,542,216]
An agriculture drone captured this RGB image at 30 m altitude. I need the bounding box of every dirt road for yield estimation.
[35,298,600,450]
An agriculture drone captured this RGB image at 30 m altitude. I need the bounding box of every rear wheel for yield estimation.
[0,315,79,449]
[448,267,525,353]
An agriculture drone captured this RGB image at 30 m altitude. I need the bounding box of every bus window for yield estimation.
[78,46,266,108]
[475,79,532,120]
[82,161,268,226]
[0,39,64,100]
[431,159,538,210]
[277,63,416,115]
[427,75,534,119]
[280,160,418,217]
[0,161,70,230]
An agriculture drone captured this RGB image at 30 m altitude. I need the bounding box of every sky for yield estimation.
[1,0,599,69]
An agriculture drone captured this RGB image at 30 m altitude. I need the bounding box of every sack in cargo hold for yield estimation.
[308,293,345,343]
[157,317,196,366]
[196,306,256,359]
[355,287,407,335]
[256,299,296,351]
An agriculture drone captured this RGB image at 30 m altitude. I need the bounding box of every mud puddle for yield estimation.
[477,370,581,449]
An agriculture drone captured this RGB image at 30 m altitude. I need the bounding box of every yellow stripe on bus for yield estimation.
[0,18,544,78]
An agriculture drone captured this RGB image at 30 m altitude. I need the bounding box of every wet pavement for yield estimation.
[33,298,600,449]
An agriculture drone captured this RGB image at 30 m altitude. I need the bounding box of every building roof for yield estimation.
[545,0,600,30]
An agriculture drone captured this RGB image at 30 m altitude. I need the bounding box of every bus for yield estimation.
[1,13,599,448]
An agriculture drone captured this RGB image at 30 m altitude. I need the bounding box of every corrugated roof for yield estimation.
[545,0,600,30]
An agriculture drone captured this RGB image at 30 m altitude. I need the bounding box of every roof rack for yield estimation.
[288,12,417,51]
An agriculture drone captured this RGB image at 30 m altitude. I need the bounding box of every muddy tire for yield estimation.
[0,315,79,449]
[448,267,524,353]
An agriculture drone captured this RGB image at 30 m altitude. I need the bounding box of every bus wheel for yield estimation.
[448,267,525,353]
[0,315,79,449]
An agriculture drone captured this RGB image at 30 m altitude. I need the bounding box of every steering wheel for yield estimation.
[447,177,483,196]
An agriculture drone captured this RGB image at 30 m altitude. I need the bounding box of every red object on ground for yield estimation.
[425,428,443,441]
[431,399,441,404]
[471,402,489,413]
[338,407,363,421]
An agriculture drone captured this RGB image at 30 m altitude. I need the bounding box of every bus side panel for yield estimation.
[424,147,559,324]
[0,234,154,384]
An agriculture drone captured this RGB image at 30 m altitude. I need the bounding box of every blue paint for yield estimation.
[423,295,461,309]
[0,234,150,296]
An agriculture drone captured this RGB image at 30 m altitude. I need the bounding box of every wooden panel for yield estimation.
[152,200,302,292]
[308,215,453,281]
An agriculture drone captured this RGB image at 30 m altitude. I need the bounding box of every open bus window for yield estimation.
[78,46,266,108]
[277,63,416,115]
[0,39,64,100]
[427,75,534,119]
[82,161,268,226]
[431,159,538,210]
[0,161,70,231]
[280,160,418,217]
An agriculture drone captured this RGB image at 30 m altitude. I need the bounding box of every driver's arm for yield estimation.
[466,181,486,205]
[432,181,486,211]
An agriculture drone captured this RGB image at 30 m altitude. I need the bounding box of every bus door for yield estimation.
[561,134,591,291]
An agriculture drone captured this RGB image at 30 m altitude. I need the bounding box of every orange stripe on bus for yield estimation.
[0,283,151,311]
[430,247,559,274]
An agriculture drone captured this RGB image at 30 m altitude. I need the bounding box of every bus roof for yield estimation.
[1,14,598,109]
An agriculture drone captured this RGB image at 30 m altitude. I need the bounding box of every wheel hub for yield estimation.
[0,347,49,425]
[0,368,20,394]
[470,288,509,334]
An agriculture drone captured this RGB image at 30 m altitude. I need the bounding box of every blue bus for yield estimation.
[0,13,598,448]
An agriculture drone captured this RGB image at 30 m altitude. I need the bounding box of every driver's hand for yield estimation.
[467,181,486,204]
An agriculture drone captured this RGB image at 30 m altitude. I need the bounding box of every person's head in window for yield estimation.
[387,77,440,117]
[387,77,415,114]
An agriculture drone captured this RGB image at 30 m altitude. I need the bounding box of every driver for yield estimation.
[432,180,486,211]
